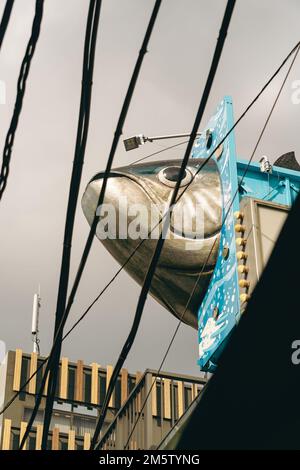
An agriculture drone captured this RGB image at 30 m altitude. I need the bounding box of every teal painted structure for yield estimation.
[193,97,300,372]
[237,158,300,206]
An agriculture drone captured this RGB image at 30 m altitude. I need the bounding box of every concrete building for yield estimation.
[0,349,207,450]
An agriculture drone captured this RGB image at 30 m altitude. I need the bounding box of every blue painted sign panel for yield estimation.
[193,97,300,371]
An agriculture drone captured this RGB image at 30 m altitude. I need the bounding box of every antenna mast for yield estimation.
[31,288,41,355]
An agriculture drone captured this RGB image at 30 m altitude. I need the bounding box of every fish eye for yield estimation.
[158,166,193,188]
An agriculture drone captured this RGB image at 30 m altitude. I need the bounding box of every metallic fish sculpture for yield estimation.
[81,158,222,329]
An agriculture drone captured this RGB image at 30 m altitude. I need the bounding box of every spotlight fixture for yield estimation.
[123,132,202,151]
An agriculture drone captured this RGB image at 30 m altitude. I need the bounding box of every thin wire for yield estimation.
[0,0,162,424]
[39,0,102,451]
[0,0,44,201]
[91,0,237,450]
[121,238,218,449]
[122,43,300,450]
[0,0,14,50]
[131,139,189,165]
[35,33,300,449]
[19,0,102,450]
[19,0,162,451]
[65,41,300,345]
[0,358,47,416]
[156,313,241,451]
[1,37,299,425]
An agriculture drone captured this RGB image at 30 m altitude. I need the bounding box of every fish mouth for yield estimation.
[81,158,222,329]
[132,177,221,241]
[86,169,222,242]
[169,223,220,241]
[122,175,221,241]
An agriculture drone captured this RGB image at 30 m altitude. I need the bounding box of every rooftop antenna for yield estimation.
[31,286,41,355]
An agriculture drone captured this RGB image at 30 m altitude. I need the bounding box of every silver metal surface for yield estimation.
[81,158,222,329]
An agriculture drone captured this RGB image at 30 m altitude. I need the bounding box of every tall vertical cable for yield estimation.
[91,0,236,450]
[20,0,162,450]
[0,0,14,50]
[19,0,102,450]
[0,0,44,201]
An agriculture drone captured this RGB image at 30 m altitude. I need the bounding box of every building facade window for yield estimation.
[128,376,135,394]
[11,430,20,450]
[36,359,45,392]
[84,370,91,404]
[28,436,36,450]
[54,364,61,398]
[68,366,75,401]
[50,412,72,434]
[76,441,84,450]
[19,356,29,400]
[115,378,121,409]
[156,381,162,417]
[184,385,191,410]
[99,374,106,405]
[73,414,96,435]
[60,439,68,450]
[23,408,44,426]
[173,384,178,421]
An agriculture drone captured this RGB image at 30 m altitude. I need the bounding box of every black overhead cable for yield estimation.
[0,0,14,50]
[0,37,298,424]
[123,42,300,450]
[59,26,300,343]
[131,139,190,165]
[1,39,298,426]
[55,0,162,351]
[0,0,44,201]
[19,0,102,450]
[40,0,102,451]
[91,0,236,450]
[19,0,161,451]
[1,38,297,423]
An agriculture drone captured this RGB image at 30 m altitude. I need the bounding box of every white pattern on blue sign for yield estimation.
[192,96,240,372]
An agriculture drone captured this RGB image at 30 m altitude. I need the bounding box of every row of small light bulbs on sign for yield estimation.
[234,211,251,306]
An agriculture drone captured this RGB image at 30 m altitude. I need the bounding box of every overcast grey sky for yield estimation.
[0,0,299,377]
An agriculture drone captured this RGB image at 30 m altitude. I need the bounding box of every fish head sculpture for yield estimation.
[81,158,222,329]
